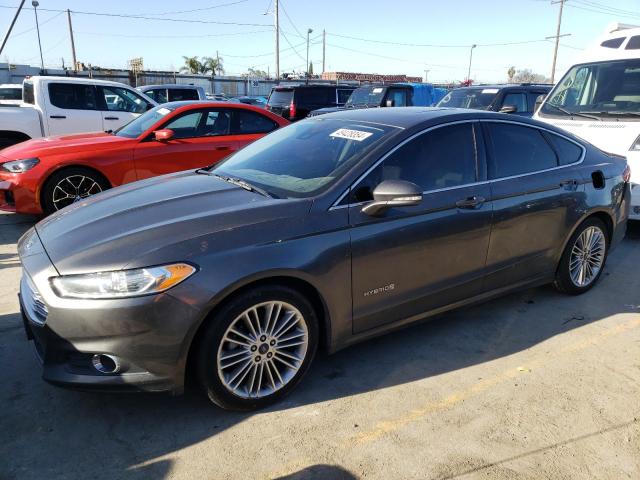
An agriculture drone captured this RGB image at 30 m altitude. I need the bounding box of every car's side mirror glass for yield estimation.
[499,104,517,114]
[154,129,175,142]
[361,179,422,216]
[534,94,546,113]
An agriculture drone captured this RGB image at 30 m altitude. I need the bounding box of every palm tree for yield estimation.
[181,56,202,74]
[202,56,224,76]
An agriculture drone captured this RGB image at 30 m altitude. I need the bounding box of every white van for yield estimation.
[534,22,640,220]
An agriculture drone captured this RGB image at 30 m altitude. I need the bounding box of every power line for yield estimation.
[327,32,560,48]
[8,10,64,38]
[144,0,248,16]
[73,29,273,39]
[571,0,640,17]
[564,2,640,19]
[278,0,304,39]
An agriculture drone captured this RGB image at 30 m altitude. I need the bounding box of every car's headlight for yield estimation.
[50,263,196,299]
[1,157,39,173]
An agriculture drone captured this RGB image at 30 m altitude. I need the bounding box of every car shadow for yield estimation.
[1,222,638,479]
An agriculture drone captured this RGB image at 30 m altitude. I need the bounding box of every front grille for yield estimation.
[22,275,48,325]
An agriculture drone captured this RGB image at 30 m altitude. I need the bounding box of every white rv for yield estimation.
[534,22,640,220]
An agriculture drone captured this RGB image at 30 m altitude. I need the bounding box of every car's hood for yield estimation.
[35,170,312,274]
[0,132,132,160]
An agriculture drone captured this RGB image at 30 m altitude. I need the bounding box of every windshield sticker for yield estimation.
[481,88,499,94]
[157,107,171,116]
[372,88,383,94]
[330,128,374,142]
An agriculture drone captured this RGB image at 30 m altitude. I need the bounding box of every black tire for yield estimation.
[554,217,609,295]
[42,167,110,215]
[196,285,319,411]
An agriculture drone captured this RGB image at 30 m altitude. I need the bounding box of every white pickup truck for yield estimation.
[0,76,157,149]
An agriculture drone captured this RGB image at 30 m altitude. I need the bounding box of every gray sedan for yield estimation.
[18,108,630,410]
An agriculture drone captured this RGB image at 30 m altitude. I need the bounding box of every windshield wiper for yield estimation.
[213,174,275,198]
[544,103,601,121]
[582,111,640,119]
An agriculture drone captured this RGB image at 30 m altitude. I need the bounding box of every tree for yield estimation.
[244,67,268,78]
[202,56,225,76]
[181,56,202,74]
[308,61,314,76]
[513,68,549,84]
[507,66,516,83]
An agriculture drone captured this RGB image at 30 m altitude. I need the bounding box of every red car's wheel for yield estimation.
[42,167,110,215]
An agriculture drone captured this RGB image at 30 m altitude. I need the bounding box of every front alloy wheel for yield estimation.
[197,286,318,410]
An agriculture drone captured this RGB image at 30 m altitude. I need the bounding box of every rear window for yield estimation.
[168,88,200,101]
[268,89,293,105]
[0,87,21,100]
[48,83,97,110]
[234,110,278,134]
[23,81,34,104]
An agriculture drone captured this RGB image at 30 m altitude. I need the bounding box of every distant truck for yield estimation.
[136,84,207,103]
[308,83,448,116]
[0,76,157,149]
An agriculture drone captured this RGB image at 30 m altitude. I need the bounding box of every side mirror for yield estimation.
[154,129,174,142]
[499,104,517,114]
[361,180,422,216]
[385,99,394,107]
[534,94,546,113]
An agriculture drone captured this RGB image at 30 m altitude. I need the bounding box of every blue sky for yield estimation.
[1,0,639,82]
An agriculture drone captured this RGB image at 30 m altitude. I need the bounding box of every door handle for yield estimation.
[559,179,579,190]
[49,115,66,119]
[456,196,485,209]
[104,116,119,120]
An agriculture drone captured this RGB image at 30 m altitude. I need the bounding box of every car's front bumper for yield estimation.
[0,170,42,214]
[18,229,203,394]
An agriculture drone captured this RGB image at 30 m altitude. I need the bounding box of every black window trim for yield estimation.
[480,119,586,183]
[48,82,98,111]
[330,120,488,209]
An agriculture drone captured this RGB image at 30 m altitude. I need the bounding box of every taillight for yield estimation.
[289,100,296,118]
[623,164,631,183]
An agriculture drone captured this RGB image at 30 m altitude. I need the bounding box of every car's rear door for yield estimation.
[44,82,103,135]
[482,120,586,290]
[133,107,237,179]
[348,121,493,334]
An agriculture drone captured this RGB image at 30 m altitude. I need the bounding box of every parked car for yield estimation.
[534,22,640,221]
[234,96,268,108]
[0,76,157,149]
[0,101,288,214]
[309,83,448,116]
[0,83,22,105]
[206,93,229,101]
[137,84,207,103]
[266,84,356,121]
[18,108,629,410]
[437,83,552,117]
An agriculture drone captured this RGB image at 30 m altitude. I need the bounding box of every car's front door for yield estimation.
[133,108,237,180]
[97,85,154,132]
[348,122,493,334]
[482,120,586,291]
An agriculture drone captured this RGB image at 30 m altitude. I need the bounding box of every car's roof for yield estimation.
[138,84,202,91]
[453,84,552,91]
[313,107,547,129]
[27,76,134,87]
[0,84,21,88]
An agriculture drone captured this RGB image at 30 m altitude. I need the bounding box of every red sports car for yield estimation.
[0,101,289,214]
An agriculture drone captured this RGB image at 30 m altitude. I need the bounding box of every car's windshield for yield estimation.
[212,118,395,198]
[540,59,640,119]
[436,88,497,109]
[346,87,386,107]
[0,87,21,100]
[115,105,174,138]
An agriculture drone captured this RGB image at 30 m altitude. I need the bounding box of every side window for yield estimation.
[168,89,200,101]
[387,89,408,107]
[298,88,330,105]
[544,132,583,165]
[100,86,151,113]
[501,92,528,112]
[337,89,353,104]
[48,83,97,110]
[203,109,231,136]
[233,110,278,134]
[350,123,478,203]
[486,123,558,178]
[145,89,167,104]
[163,111,204,138]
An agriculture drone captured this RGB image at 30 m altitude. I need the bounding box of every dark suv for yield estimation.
[266,84,356,121]
[436,83,552,117]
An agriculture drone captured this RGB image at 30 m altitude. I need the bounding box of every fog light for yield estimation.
[91,354,120,374]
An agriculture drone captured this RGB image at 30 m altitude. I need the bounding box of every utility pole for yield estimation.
[0,0,26,56]
[275,0,279,81]
[306,28,313,84]
[322,29,326,74]
[32,1,44,71]
[424,69,430,83]
[549,0,565,83]
[67,9,77,72]
[467,44,476,83]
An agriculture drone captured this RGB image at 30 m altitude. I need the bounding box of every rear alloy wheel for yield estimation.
[197,286,318,410]
[554,218,609,295]
[42,168,110,215]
